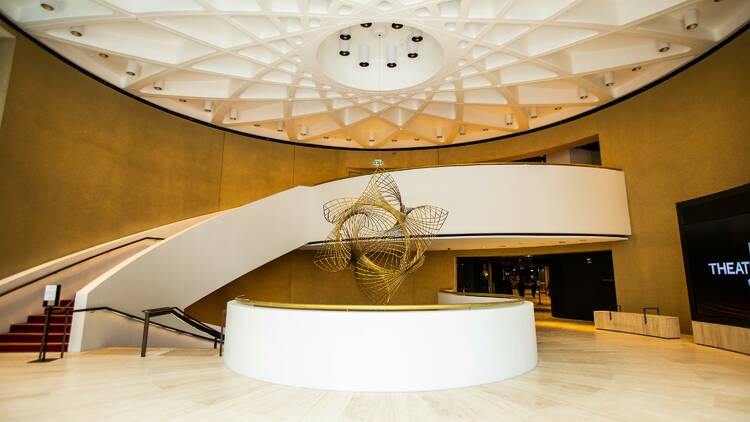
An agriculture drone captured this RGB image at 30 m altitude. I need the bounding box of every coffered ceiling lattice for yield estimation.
[2,0,748,148]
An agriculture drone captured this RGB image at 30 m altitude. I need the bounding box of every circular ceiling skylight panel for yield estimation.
[1,0,748,149]
[317,23,443,91]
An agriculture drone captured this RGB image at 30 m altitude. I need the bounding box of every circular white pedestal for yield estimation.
[223,294,537,392]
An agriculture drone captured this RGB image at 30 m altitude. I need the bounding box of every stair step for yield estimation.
[0,342,67,353]
[0,333,69,343]
[27,314,70,323]
[10,323,71,334]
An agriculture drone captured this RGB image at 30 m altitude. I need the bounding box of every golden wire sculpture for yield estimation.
[314,169,448,304]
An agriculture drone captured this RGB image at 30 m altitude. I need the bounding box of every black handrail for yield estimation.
[73,306,217,342]
[1,237,163,299]
[140,307,223,357]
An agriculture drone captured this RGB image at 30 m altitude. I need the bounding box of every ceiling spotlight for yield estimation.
[391,22,403,30]
[229,108,238,120]
[414,138,420,141]
[203,100,213,112]
[435,127,444,140]
[178,98,187,103]
[603,71,615,87]
[657,41,671,53]
[346,138,352,142]
[339,29,351,40]
[153,80,164,91]
[505,113,514,126]
[392,139,398,142]
[276,120,285,132]
[323,136,329,139]
[368,130,376,143]
[411,30,423,43]
[578,87,589,100]
[554,106,562,110]
[358,44,370,67]
[299,125,308,136]
[252,124,261,127]
[339,39,350,56]
[98,52,109,59]
[407,41,418,58]
[40,0,60,12]
[459,124,466,135]
[360,22,372,28]
[632,65,642,72]
[386,45,397,68]
[69,26,84,37]
[529,106,538,119]
[125,60,140,77]
[684,9,699,31]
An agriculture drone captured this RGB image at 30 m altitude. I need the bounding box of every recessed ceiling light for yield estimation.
[98,52,109,59]
[554,106,562,110]
[408,41,418,58]
[411,30,423,42]
[229,108,238,120]
[603,71,614,87]
[578,87,589,99]
[69,26,84,37]
[203,100,213,112]
[413,138,420,141]
[505,112,514,126]
[361,22,372,28]
[391,23,403,30]
[346,138,352,141]
[459,124,466,135]
[125,60,140,77]
[358,45,369,67]
[276,121,285,132]
[253,123,261,127]
[339,29,351,41]
[482,128,488,132]
[391,139,397,142]
[631,65,642,72]
[323,136,329,139]
[386,45,397,68]
[153,80,163,91]
[40,0,59,12]
[529,107,538,119]
[178,99,187,103]
[684,9,699,31]
[657,41,671,53]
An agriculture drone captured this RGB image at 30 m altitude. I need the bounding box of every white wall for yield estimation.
[69,164,631,351]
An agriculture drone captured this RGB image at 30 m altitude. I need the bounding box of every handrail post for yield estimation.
[60,307,71,359]
[37,306,52,361]
[140,312,150,357]
[219,309,226,357]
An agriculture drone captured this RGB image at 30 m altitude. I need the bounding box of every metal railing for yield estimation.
[140,307,224,357]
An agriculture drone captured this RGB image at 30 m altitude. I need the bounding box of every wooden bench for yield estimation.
[593,309,680,339]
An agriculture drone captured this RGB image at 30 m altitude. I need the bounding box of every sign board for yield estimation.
[43,284,61,307]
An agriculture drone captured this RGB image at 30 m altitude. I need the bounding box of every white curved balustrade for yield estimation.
[223,292,537,392]
[69,164,630,351]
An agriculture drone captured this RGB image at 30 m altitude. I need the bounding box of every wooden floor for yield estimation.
[1,314,749,421]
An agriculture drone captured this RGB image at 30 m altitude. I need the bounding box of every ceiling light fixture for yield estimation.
[153,80,163,91]
[203,100,213,112]
[684,9,699,31]
[505,113,514,126]
[368,130,376,143]
[299,125,308,136]
[411,30,423,42]
[632,65,642,72]
[407,41,418,58]
[69,26,84,37]
[125,60,140,77]
[529,107,538,119]
[178,99,187,103]
[360,22,372,28]
[657,41,671,53]
[603,71,615,87]
[276,121,285,132]
[40,0,60,12]
[386,45,397,68]
[339,39,350,56]
[435,127,444,140]
[578,87,589,100]
[229,108,238,120]
[358,44,370,67]
[391,22,403,30]
[554,106,562,110]
[339,29,351,40]
[98,52,109,59]
[459,124,466,135]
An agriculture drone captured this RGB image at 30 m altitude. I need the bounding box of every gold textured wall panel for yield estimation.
[2,21,749,332]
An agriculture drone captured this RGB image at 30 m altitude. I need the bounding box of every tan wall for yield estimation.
[2,22,749,331]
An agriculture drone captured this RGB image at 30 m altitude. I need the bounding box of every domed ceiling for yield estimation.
[2,0,749,149]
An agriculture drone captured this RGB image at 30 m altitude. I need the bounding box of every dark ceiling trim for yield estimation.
[1,14,747,152]
[306,233,629,245]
